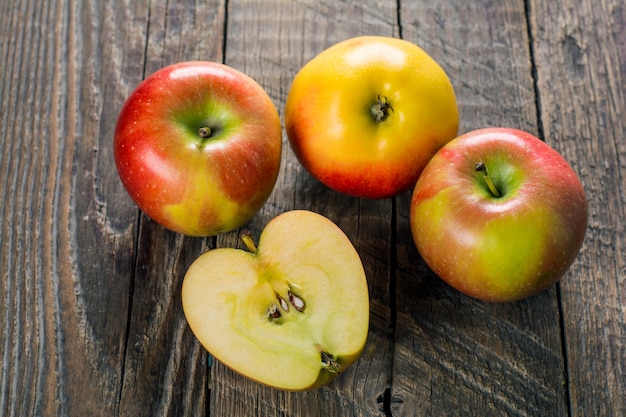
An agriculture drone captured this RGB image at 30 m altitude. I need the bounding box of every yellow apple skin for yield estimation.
[181,210,369,391]
[285,36,459,199]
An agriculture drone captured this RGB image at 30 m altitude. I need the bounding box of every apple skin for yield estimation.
[114,61,282,236]
[410,127,588,302]
[285,36,459,199]
[181,210,369,391]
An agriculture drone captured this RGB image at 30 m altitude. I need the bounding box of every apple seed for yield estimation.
[278,295,289,312]
[268,304,281,319]
[288,291,305,312]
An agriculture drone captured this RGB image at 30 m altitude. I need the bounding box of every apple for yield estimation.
[284,36,459,199]
[410,127,588,302]
[114,61,282,236]
[181,210,370,390]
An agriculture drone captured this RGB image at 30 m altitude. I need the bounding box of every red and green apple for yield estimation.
[114,61,282,236]
[182,210,370,391]
[410,127,588,302]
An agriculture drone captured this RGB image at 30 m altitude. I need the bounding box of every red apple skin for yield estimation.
[410,128,588,302]
[114,61,282,236]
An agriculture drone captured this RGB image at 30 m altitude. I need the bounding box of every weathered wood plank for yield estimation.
[211,0,398,415]
[393,1,568,415]
[1,0,623,416]
[115,1,226,416]
[529,0,626,415]
[0,1,147,416]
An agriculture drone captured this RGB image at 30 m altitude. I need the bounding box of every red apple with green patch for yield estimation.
[410,127,588,302]
[114,61,282,236]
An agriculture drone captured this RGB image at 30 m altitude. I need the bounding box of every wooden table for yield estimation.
[1,1,624,416]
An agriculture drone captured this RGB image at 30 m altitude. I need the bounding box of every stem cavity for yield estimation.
[475,162,501,198]
[370,95,394,123]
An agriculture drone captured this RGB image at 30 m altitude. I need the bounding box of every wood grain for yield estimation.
[0,1,145,415]
[530,0,626,415]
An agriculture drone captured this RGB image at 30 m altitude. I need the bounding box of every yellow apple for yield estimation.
[285,36,459,199]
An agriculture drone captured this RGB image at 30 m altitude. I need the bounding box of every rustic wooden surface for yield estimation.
[1,0,624,416]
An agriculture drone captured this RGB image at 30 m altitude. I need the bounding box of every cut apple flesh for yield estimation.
[182,210,370,391]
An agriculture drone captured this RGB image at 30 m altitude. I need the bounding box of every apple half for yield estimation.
[182,210,370,390]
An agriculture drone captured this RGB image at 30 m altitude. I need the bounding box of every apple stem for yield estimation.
[370,95,393,122]
[475,162,501,198]
[239,229,258,254]
[198,127,212,138]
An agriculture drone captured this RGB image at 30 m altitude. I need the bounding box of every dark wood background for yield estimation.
[1,0,624,416]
